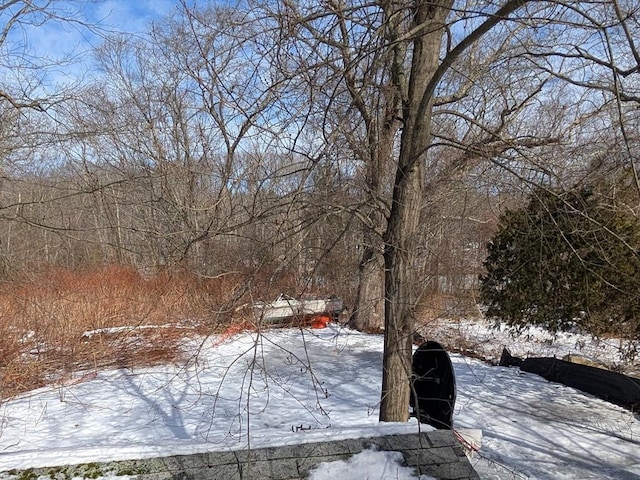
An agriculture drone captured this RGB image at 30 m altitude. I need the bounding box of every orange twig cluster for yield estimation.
[0,265,242,400]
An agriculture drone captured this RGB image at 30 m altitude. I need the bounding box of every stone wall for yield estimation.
[3,431,479,480]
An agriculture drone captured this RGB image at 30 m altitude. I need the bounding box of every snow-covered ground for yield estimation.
[420,318,639,375]
[0,323,638,479]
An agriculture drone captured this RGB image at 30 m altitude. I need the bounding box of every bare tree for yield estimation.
[0,0,90,111]
[255,0,640,421]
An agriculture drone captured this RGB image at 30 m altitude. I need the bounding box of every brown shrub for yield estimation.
[0,264,245,400]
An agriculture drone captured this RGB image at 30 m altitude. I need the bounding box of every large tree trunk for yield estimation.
[351,243,385,331]
[350,125,395,332]
[349,32,406,330]
[379,0,452,422]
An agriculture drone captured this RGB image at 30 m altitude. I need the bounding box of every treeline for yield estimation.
[0,147,497,311]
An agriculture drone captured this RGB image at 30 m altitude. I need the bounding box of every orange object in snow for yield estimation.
[311,315,331,329]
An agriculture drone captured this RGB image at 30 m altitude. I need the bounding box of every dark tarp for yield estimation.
[500,348,640,411]
[410,340,457,429]
[499,348,523,368]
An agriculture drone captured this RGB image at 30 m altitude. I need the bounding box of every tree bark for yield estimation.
[349,1,406,332]
[378,0,532,422]
[379,0,453,422]
[350,120,397,331]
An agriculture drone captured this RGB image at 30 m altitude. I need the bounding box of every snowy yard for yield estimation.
[0,323,638,479]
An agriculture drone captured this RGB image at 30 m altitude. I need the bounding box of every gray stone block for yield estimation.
[296,453,353,476]
[133,473,173,480]
[240,458,300,480]
[203,451,241,467]
[198,463,243,480]
[427,430,458,447]
[428,460,480,480]
[364,435,396,451]
[324,438,363,455]
[410,445,459,466]
[262,444,300,460]
[387,433,425,451]
[164,454,209,472]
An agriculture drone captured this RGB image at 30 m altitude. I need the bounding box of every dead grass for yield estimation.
[416,290,482,323]
[0,265,247,400]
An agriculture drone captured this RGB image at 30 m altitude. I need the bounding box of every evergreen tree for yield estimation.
[480,185,640,340]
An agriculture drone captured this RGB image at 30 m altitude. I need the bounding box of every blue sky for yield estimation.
[2,0,182,87]
[86,0,179,35]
